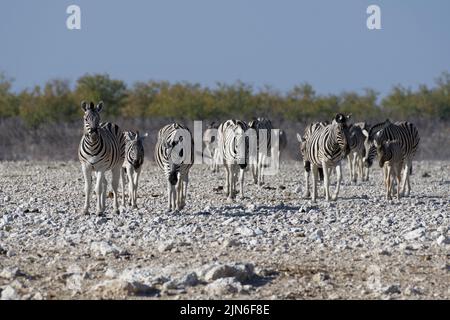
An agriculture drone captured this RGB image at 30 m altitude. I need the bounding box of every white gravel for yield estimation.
[0,160,449,300]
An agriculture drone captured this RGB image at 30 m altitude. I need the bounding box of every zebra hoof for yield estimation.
[331,195,338,201]
[132,204,138,209]
[226,197,234,203]
[81,209,89,215]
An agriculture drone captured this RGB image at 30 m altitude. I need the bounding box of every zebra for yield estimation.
[362,119,419,196]
[203,122,220,173]
[248,117,273,186]
[346,122,369,183]
[278,129,287,159]
[296,121,329,198]
[304,114,351,202]
[375,139,404,200]
[78,101,125,215]
[121,131,148,209]
[155,123,193,211]
[217,119,252,202]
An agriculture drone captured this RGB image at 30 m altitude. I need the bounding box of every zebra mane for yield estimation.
[368,119,391,140]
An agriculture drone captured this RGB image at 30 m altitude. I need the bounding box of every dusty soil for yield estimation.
[0,160,449,300]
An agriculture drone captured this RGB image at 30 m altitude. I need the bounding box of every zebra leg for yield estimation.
[303,169,311,199]
[181,174,189,209]
[400,162,409,197]
[225,165,231,198]
[133,169,140,209]
[167,180,173,211]
[259,154,266,185]
[332,164,342,201]
[386,166,392,200]
[322,161,330,201]
[176,175,182,210]
[226,166,234,203]
[100,175,107,211]
[95,171,105,215]
[81,164,92,215]
[127,167,134,207]
[239,167,245,199]
[311,165,318,203]
[347,155,353,183]
[395,165,402,200]
[111,167,121,214]
[121,168,126,207]
[352,154,358,183]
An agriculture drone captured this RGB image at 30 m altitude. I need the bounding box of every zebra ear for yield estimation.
[139,133,149,141]
[96,101,104,112]
[81,101,88,111]
[362,129,369,138]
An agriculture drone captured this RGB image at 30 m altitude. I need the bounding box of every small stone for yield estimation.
[105,268,118,279]
[179,272,199,287]
[90,279,156,297]
[222,239,239,248]
[312,272,330,285]
[205,277,242,296]
[1,286,19,300]
[404,286,422,296]
[404,228,425,241]
[436,235,450,245]
[384,284,401,295]
[157,241,175,253]
[0,267,21,279]
[66,274,84,292]
[201,263,255,282]
[90,241,124,257]
[235,226,255,237]
[6,250,16,258]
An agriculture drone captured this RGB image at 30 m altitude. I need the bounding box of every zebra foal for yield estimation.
[122,131,148,209]
[375,140,404,200]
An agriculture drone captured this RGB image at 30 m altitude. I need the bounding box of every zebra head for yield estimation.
[82,101,103,138]
[125,131,148,169]
[233,121,251,169]
[362,120,390,168]
[332,113,352,156]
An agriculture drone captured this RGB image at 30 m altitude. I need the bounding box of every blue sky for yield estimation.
[1,0,449,96]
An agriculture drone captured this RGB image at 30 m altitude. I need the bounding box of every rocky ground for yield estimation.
[0,160,448,300]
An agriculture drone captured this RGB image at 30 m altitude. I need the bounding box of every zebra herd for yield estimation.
[78,101,420,215]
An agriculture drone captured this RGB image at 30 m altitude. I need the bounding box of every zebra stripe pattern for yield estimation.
[375,139,404,200]
[304,114,351,202]
[203,122,220,173]
[155,123,193,211]
[78,101,125,215]
[217,119,250,201]
[248,117,273,186]
[122,131,148,209]
[363,119,419,196]
[296,121,328,199]
[347,122,369,183]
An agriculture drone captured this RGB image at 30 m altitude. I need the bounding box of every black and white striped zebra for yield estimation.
[304,114,351,202]
[155,123,194,211]
[296,121,329,198]
[248,117,273,186]
[278,129,287,159]
[362,119,419,196]
[78,101,125,215]
[347,122,369,183]
[217,119,252,202]
[375,139,404,200]
[203,122,220,173]
[121,131,148,209]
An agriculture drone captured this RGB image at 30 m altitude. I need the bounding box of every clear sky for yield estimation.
[1,0,449,96]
